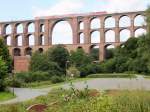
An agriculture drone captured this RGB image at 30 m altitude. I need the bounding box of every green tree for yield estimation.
[70,48,91,68]
[47,45,70,69]
[30,51,63,76]
[0,38,12,72]
[0,57,8,91]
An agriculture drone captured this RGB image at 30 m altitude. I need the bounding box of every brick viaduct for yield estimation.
[0,11,147,72]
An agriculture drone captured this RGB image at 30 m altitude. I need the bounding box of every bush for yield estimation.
[87,74,136,78]
[51,75,65,84]
[15,71,51,83]
[5,77,22,88]
[67,66,80,78]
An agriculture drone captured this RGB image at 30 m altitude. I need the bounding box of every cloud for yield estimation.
[102,0,149,13]
[33,0,84,17]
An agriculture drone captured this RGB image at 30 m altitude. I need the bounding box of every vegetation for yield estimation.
[0,88,150,112]
[0,91,15,102]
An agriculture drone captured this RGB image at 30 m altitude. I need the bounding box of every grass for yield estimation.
[87,73,137,78]
[0,91,15,102]
[0,89,150,112]
[22,78,92,89]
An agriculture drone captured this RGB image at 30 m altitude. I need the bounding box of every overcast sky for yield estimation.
[0,0,149,21]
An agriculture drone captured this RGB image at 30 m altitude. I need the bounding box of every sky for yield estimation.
[1,0,150,45]
[0,0,149,21]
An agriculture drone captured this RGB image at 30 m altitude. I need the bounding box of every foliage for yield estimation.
[47,45,70,70]
[0,57,8,91]
[0,38,12,72]
[30,51,63,76]
[51,75,65,84]
[70,48,92,68]
[67,66,80,78]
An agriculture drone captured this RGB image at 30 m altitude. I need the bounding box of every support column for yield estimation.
[11,24,16,47]
[114,16,120,43]
[71,17,78,44]
[130,15,135,37]
[35,20,40,46]
[84,17,90,44]
[44,20,49,46]
[49,21,53,45]
[100,17,105,43]
[23,23,28,46]
[99,44,105,62]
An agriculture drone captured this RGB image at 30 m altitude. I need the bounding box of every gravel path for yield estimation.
[1,77,150,105]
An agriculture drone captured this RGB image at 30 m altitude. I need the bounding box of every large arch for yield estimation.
[135,28,146,37]
[40,24,44,32]
[104,17,115,28]
[91,31,100,43]
[119,16,131,27]
[52,21,73,45]
[105,30,115,42]
[91,18,100,29]
[134,15,146,26]
[120,29,130,42]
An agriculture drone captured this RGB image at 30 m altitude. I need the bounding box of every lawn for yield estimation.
[0,89,150,112]
[22,78,92,89]
[0,92,15,102]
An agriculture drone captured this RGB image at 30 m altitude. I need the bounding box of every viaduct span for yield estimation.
[0,11,147,72]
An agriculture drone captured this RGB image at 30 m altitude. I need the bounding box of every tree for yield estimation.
[0,38,12,72]
[0,57,8,91]
[146,7,150,34]
[70,48,91,68]
[30,51,63,76]
[47,45,70,70]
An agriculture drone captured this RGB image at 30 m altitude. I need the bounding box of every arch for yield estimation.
[104,44,115,59]
[25,47,32,56]
[39,35,45,45]
[79,21,84,30]
[13,48,21,56]
[119,16,131,27]
[38,48,44,53]
[5,24,11,34]
[90,45,99,61]
[91,18,100,29]
[120,29,130,42]
[135,28,146,37]
[40,24,44,32]
[91,31,100,43]
[52,21,73,45]
[28,22,35,33]
[134,15,146,26]
[16,35,23,46]
[104,17,115,28]
[5,36,11,46]
[28,35,35,46]
[105,30,115,42]
[16,24,23,33]
[79,33,84,44]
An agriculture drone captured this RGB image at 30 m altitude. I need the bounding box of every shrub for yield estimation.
[5,77,22,88]
[51,75,65,84]
[67,66,80,78]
